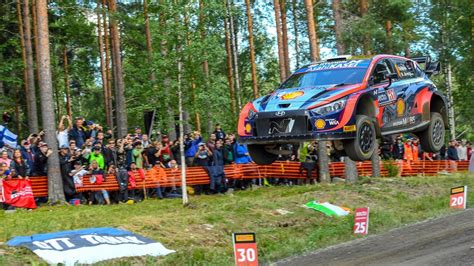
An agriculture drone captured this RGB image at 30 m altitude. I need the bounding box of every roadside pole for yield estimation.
[177,44,188,206]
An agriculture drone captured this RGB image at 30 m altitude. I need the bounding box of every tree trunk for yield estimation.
[176,43,188,205]
[344,157,358,183]
[63,48,72,118]
[273,0,287,82]
[304,0,320,62]
[292,0,300,68]
[31,0,41,86]
[16,0,28,133]
[144,0,156,84]
[108,0,128,138]
[385,20,393,54]
[36,0,64,202]
[245,0,259,99]
[227,0,242,110]
[224,15,237,119]
[359,0,370,55]
[280,0,291,77]
[332,0,345,55]
[97,2,112,129]
[445,61,456,140]
[159,7,177,141]
[318,141,330,183]
[18,0,39,133]
[371,141,381,177]
[102,0,114,131]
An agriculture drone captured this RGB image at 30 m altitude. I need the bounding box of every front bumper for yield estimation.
[239,131,355,144]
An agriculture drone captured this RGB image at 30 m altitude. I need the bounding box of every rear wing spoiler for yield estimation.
[410,56,440,77]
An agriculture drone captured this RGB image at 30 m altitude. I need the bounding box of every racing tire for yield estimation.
[343,115,376,161]
[248,144,278,165]
[418,112,445,153]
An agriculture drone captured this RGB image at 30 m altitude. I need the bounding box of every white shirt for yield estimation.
[457,146,467,161]
[57,130,69,148]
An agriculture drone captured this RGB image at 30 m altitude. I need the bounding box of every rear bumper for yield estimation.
[239,131,355,144]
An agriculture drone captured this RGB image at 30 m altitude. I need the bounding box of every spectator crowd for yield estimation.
[1,114,473,210]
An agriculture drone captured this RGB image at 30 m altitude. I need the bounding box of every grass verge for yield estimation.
[1,173,473,265]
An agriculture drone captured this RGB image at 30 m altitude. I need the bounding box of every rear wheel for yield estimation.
[343,115,376,161]
[248,144,278,165]
[418,112,445,152]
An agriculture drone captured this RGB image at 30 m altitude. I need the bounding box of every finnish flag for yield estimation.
[0,125,18,148]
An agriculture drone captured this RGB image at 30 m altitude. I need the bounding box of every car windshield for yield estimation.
[280,68,367,89]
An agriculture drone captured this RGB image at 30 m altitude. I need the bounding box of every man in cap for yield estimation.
[88,145,105,170]
[33,142,52,176]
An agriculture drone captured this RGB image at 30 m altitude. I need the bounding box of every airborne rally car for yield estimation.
[238,55,447,164]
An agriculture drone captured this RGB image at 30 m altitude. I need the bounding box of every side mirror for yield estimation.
[425,61,440,77]
[368,76,375,86]
[384,73,398,89]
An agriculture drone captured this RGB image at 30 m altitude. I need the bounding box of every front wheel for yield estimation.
[248,144,278,165]
[343,115,376,161]
[418,112,445,153]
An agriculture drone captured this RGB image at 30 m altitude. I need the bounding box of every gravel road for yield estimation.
[275,209,474,266]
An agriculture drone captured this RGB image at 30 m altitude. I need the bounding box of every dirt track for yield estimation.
[276,209,474,266]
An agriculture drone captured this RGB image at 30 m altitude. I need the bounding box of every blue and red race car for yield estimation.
[238,55,447,164]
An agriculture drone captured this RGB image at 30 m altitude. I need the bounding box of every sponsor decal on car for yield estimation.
[306,60,364,72]
[343,125,356,132]
[391,115,416,127]
[396,98,405,117]
[315,119,326,129]
[281,91,304,100]
[325,119,339,126]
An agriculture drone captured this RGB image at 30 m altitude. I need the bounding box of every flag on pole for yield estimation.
[0,125,18,148]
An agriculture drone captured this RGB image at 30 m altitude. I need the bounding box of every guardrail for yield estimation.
[20,160,471,197]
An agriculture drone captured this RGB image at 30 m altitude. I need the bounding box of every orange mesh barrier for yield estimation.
[9,160,471,197]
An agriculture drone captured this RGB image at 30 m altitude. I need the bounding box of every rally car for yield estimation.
[238,55,447,164]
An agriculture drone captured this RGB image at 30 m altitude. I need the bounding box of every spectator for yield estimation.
[20,140,35,173]
[457,140,468,161]
[412,138,420,162]
[57,115,72,148]
[10,149,30,179]
[0,150,12,168]
[69,117,87,149]
[392,137,404,159]
[132,141,145,169]
[447,140,459,161]
[142,134,151,148]
[134,127,142,139]
[104,139,118,168]
[33,142,51,176]
[69,161,87,192]
[207,133,217,152]
[213,124,226,140]
[86,121,100,139]
[88,146,105,170]
[223,138,235,164]
[88,160,110,205]
[380,136,393,159]
[209,140,225,193]
[94,131,106,147]
[0,162,11,179]
[59,145,75,201]
[185,132,202,166]
[194,143,212,167]
[170,140,181,165]
[234,142,252,164]
[69,140,78,153]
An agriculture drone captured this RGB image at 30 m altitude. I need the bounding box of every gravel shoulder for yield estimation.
[275,209,474,266]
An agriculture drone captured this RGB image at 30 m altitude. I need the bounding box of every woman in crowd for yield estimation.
[10,149,30,179]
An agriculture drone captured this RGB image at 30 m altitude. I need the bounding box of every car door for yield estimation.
[368,59,399,130]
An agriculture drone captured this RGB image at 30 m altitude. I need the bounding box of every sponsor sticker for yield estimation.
[233,233,258,266]
[343,125,356,132]
[315,119,326,129]
[326,119,339,126]
[244,123,252,134]
[307,60,364,72]
[353,207,369,235]
[396,98,405,117]
[281,91,304,100]
[450,186,467,209]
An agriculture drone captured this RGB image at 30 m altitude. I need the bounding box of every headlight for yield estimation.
[247,109,257,120]
[311,97,347,116]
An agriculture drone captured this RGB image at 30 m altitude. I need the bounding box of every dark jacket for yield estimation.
[10,159,30,178]
[447,146,459,160]
[69,126,86,148]
[33,150,48,176]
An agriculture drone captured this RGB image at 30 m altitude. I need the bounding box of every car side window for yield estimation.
[371,59,396,85]
[392,59,416,79]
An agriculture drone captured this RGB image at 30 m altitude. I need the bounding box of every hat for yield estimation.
[134,126,141,130]
[198,142,206,146]
[73,161,82,166]
[22,140,30,145]
[87,121,94,126]
[60,145,68,149]
[93,146,101,151]
[133,140,142,146]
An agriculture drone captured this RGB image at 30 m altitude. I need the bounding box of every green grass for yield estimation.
[1,173,473,265]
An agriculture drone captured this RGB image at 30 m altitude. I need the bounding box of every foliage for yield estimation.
[382,159,400,177]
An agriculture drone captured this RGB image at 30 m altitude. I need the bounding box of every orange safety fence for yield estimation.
[8,160,471,198]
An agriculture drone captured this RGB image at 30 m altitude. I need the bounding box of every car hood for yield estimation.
[254,84,362,112]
